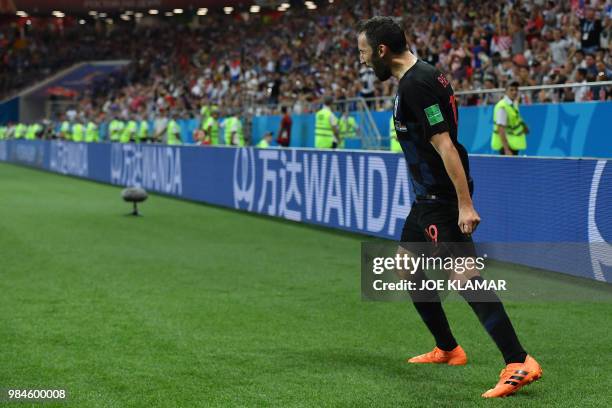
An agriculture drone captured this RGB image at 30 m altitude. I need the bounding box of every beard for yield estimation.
[371,53,392,81]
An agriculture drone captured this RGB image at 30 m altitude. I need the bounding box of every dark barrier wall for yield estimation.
[1,140,610,281]
[0,97,19,124]
[251,101,612,158]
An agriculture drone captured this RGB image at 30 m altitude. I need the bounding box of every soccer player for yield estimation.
[356,17,542,398]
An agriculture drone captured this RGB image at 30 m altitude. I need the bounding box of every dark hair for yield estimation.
[508,81,520,89]
[281,106,287,114]
[577,67,588,76]
[356,16,407,54]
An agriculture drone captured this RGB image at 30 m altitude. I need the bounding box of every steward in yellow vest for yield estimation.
[109,117,124,142]
[338,111,358,148]
[314,96,339,149]
[491,82,529,155]
[167,118,182,145]
[85,119,100,143]
[203,110,220,145]
[120,118,138,143]
[257,132,273,148]
[60,120,71,140]
[26,123,42,140]
[224,113,244,146]
[14,123,27,139]
[137,117,149,143]
[72,122,85,142]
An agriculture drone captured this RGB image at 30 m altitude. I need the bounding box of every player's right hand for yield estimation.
[458,205,481,235]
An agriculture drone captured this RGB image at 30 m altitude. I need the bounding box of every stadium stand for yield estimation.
[2,1,612,111]
[1,0,612,147]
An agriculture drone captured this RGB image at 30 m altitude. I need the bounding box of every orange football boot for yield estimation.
[482,355,543,398]
[407,345,468,366]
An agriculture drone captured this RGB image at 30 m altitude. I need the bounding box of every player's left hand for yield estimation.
[458,205,481,235]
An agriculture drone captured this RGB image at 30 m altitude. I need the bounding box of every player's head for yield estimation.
[506,81,519,100]
[356,16,407,82]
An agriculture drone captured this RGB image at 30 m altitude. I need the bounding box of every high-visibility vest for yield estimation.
[204,116,219,145]
[257,138,270,148]
[0,126,6,140]
[120,120,138,143]
[491,98,526,151]
[109,120,124,142]
[315,107,335,149]
[200,105,211,121]
[72,123,84,142]
[60,121,71,140]
[167,120,182,145]
[85,122,99,142]
[138,121,149,141]
[389,116,402,152]
[26,124,41,140]
[201,104,218,118]
[14,123,27,139]
[224,117,244,146]
[339,116,357,138]
[338,115,357,148]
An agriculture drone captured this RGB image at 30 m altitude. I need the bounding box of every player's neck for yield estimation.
[391,52,418,80]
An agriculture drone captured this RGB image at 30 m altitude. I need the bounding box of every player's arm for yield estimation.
[430,132,480,234]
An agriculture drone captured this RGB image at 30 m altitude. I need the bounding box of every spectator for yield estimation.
[550,29,572,67]
[585,53,599,76]
[4,0,612,122]
[574,68,590,102]
[580,6,603,54]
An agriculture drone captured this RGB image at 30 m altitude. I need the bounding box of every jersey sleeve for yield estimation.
[403,81,450,140]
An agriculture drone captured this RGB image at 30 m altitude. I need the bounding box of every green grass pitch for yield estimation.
[1,162,611,407]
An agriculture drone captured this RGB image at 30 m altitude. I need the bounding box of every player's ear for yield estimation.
[378,44,386,58]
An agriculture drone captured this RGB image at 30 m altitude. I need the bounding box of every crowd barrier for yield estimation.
[6,101,610,158]
[251,101,612,158]
[1,139,610,282]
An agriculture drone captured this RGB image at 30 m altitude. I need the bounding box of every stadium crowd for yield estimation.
[1,0,612,144]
